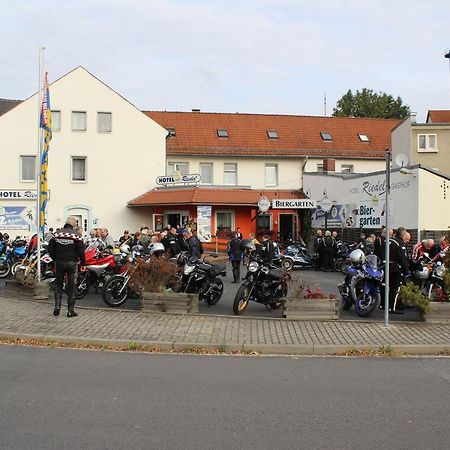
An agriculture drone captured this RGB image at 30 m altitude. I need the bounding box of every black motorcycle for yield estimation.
[233,253,289,315]
[177,253,226,305]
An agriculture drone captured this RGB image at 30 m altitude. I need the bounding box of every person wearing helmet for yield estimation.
[339,248,366,295]
[388,227,410,313]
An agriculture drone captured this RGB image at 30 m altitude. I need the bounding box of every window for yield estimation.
[341,164,354,173]
[72,157,86,182]
[98,112,112,132]
[167,162,189,175]
[256,213,272,231]
[317,163,324,173]
[217,129,228,138]
[267,130,278,139]
[265,164,278,186]
[418,134,437,152]
[320,132,332,141]
[72,111,86,131]
[358,133,369,142]
[52,110,61,131]
[20,156,36,182]
[200,163,213,185]
[224,163,237,185]
[166,127,176,137]
[216,211,234,239]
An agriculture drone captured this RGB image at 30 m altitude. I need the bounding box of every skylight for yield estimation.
[166,127,176,137]
[358,133,370,142]
[267,130,279,139]
[217,129,229,138]
[320,132,332,141]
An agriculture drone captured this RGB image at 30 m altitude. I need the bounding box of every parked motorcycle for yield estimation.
[426,261,447,301]
[338,252,383,316]
[176,253,226,305]
[280,242,313,271]
[233,243,289,315]
[0,239,27,278]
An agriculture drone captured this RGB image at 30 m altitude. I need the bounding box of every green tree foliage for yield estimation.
[332,88,410,119]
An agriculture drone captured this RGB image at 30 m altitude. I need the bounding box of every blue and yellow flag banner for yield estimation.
[39,72,52,233]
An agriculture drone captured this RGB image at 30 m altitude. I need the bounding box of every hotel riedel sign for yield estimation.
[156,171,201,185]
[272,199,317,209]
[0,190,38,200]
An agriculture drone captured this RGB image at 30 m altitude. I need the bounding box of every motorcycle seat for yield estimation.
[210,263,226,276]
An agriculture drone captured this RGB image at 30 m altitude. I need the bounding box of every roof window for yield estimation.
[320,132,332,141]
[267,130,279,139]
[358,133,370,142]
[217,129,229,138]
[166,127,176,137]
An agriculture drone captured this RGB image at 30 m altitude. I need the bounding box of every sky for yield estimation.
[2,0,450,121]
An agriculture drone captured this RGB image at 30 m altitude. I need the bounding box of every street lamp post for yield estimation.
[384,150,391,327]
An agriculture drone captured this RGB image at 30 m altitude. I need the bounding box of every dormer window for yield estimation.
[217,129,228,138]
[320,132,332,141]
[167,127,176,137]
[358,133,369,142]
[267,130,278,139]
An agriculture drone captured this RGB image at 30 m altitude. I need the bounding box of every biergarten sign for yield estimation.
[272,199,317,209]
[156,171,201,185]
[0,190,37,200]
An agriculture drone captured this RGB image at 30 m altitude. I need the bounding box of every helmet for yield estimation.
[149,242,165,256]
[415,266,430,280]
[119,244,130,254]
[349,249,366,266]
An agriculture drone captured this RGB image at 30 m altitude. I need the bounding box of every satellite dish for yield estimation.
[395,153,409,168]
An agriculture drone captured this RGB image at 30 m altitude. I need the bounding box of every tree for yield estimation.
[332,88,410,119]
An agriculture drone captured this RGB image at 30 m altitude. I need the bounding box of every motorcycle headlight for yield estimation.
[184,264,195,275]
[435,266,446,278]
[248,261,259,272]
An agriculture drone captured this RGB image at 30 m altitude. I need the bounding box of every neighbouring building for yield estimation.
[0,67,167,238]
[129,111,398,249]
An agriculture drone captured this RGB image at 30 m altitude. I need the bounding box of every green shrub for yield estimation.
[398,283,430,314]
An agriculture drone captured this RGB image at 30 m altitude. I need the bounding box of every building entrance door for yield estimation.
[279,213,294,242]
[66,207,90,234]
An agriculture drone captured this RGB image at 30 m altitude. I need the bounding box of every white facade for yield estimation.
[0,67,167,238]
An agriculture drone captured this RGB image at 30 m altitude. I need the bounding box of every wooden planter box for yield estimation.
[4,279,50,301]
[140,291,199,314]
[425,302,450,324]
[283,298,339,321]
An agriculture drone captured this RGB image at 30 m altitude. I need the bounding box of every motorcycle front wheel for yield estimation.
[233,284,251,315]
[102,275,128,307]
[354,290,381,317]
[206,278,224,305]
[281,258,294,271]
[0,260,11,278]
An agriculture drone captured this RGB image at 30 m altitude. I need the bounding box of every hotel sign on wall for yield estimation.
[156,171,201,185]
[0,190,38,200]
[272,199,317,209]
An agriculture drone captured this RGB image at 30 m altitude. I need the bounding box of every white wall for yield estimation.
[304,158,384,175]
[0,67,167,238]
[391,115,413,167]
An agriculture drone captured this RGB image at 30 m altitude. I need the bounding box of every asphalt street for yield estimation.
[1,345,450,449]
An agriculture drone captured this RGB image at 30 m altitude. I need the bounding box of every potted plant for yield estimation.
[6,264,50,301]
[283,279,338,320]
[130,256,199,314]
[398,283,430,320]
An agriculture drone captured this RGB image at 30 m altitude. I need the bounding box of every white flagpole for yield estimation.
[36,46,45,283]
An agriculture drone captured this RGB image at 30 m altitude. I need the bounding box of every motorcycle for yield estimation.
[280,242,313,271]
[233,251,289,315]
[176,253,226,305]
[338,254,383,316]
[0,239,27,278]
[427,261,447,301]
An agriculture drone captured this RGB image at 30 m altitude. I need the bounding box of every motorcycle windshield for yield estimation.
[365,254,379,270]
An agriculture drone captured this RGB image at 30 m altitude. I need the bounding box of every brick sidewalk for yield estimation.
[1,296,450,354]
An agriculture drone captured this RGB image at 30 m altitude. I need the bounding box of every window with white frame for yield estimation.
[265,163,278,186]
[341,164,354,173]
[72,111,86,131]
[224,163,237,185]
[51,110,61,131]
[167,162,189,175]
[98,112,112,132]
[317,163,324,173]
[20,156,36,182]
[200,163,213,184]
[216,211,234,239]
[418,134,437,152]
[256,213,272,231]
[71,157,87,182]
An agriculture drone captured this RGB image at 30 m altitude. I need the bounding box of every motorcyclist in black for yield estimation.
[227,232,243,283]
[162,228,181,257]
[313,229,323,270]
[322,230,336,272]
[258,234,276,263]
[388,227,410,313]
[48,216,86,317]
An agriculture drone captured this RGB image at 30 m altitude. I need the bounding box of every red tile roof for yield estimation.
[426,110,450,123]
[145,111,399,159]
[128,186,305,207]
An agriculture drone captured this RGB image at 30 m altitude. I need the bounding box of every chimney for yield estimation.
[323,158,335,173]
[192,108,201,113]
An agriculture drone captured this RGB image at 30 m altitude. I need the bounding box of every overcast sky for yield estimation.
[2,0,449,120]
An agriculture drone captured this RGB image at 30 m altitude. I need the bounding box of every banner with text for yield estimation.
[0,206,36,231]
[196,205,212,242]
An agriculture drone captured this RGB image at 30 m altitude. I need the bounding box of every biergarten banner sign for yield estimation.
[272,199,317,209]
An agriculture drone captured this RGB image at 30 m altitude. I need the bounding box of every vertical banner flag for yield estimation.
[39,72,52,232]
[196,206,212,242]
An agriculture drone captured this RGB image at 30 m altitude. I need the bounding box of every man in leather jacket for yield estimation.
[48,216,86,317]
[258,234,276,264]
[388,227,410,313]
[162,227,181,257]
[227,232,242,283]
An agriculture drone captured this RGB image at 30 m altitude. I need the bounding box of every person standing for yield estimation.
[186,230,204,258]
[162,227,181,257]
[227,231,243,283]
[48,216,86,318]
[322,230,336,272]
[101,228,115,253]
[236,227,243,240]
[313,229,323,270]
[388,227,410,313]
[258,234,276,263]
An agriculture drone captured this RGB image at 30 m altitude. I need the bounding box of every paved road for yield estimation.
[1,345,449,450]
